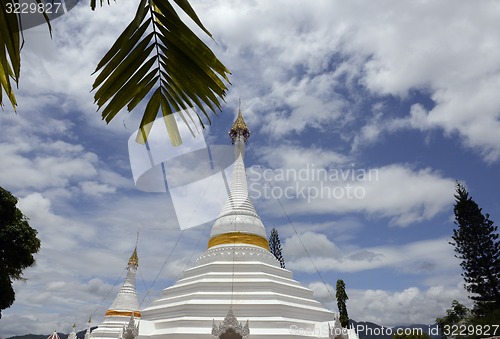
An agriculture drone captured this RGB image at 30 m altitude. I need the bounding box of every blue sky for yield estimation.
[1,0,500,336]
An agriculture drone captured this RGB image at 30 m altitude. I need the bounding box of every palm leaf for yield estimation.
[0,0,51,111]
[0,0,21,111]
[92,0,231,145]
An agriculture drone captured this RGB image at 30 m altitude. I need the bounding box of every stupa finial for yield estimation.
[128,234,139,268]
[68,323,77,339]
[84,318,91,339]
[229,99,250,144]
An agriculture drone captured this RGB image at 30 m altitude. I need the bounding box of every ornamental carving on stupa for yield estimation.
[120,314,139,339]
[211,308,250,338]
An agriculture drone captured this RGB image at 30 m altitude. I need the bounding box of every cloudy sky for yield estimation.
[2,0,500,336]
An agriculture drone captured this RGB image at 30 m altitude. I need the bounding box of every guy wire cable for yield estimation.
[246,146,337,304]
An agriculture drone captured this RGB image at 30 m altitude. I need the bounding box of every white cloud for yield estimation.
[11,0,500,162]
[284,232,341,259]
[283,232,459,275]
[250,145,455,226]
[335,0,500,161]
[250,145,349,175]
[3,191,206,337]
[275,218,364,243]
[17,193,96,250]
[4,276,119,335]
[17,2,140,129]
[195,0,500,161]
[307,282,471,327]
[79,181,116,197]
[348,286,471,327]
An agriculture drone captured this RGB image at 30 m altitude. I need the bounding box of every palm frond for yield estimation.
[92,0,231,145]
[0,0,21,111]
[0,0,51,111]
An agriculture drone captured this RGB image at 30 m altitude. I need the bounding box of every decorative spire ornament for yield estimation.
[229,100,250,144]
[68,323,77,339]
[128,235,139,269]
[121,313,139,339]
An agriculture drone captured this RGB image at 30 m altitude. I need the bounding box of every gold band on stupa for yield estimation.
[104,310,141,318]
[208,232,270,250]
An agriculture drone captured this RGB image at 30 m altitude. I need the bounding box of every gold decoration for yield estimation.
[229,104,250,143]
[232,110,248,131]
[208,232,269,250]
[104,310,141,318]
[128,247,139,267]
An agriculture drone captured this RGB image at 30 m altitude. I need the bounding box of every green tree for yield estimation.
[269,228,285,269]
[451,183,500,315]
[0,186,41,318]
[435,300,500,339]
[436,300,471,339]
[336,279,349,328]
[1,0,230,145]
[393,333,430,339]
[467,309,500,339]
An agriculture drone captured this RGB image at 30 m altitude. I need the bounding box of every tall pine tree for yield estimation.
[451,183,500,315]
[336,279,349,328]
[269,228,286,269]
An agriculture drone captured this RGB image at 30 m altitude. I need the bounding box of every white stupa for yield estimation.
[137,110,358,339]
[91,247,140,339]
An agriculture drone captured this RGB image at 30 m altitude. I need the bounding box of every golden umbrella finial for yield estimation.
[229,99,250,143]
[128,233,139,268]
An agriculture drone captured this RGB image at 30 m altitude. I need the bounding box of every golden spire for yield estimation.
[208,100,269,251]
[128,247,139,268]
[229,99,250,143]
[128,234,139,268]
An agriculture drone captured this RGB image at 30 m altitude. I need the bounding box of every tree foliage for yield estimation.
[436,300,471,339]
[436,300,500,339]
[336,279,349,328]
[392,333,430,339]
[0,186,41,318]
[1,0,230,144]
[91,0,230,145]
[437,300,471,327]
[269,227,285,269]
[451,183,500,315]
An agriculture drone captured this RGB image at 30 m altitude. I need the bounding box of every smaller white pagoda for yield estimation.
[90,247,140,339]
